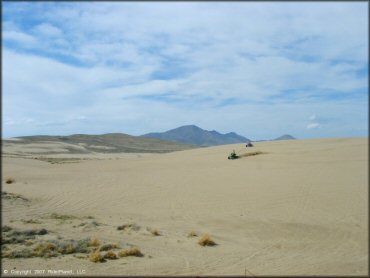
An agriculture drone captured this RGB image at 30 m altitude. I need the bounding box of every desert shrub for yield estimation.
[75,238,91,253]
[117,223,140,231]
[103,250,118,260]
[33,243,58,258]
[11,228,47,236]
[89,237,101,247]
[2,249,34,259]
[89,250,105,263]
[100,244,118,251]
[3,228,48,244]
[5,178,15,184]
[198,234,216,246]
[118,247,143,257]
[57,242,76,254]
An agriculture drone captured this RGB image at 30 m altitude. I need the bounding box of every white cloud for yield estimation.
[33,23,63,37]
[307,123,320,129]
[3,30,37,46]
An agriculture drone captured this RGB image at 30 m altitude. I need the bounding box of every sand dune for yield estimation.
[1,137,368,275]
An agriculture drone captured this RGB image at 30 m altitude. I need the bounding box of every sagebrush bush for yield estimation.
[89,250,104,263]
[198,234,216,246]
[118,247,143,257]
[89,237,101,247]
[5,178,15,184]
[100,244,118,251]
[104,250,118,260]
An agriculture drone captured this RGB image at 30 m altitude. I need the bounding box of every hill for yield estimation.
[141,125,250,146]
[273,134,296,141]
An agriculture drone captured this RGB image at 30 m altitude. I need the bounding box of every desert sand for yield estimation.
[1,137,368,276]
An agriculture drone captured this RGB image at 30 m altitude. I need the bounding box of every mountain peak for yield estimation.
[142,125,249,146]
[274,134,296,141]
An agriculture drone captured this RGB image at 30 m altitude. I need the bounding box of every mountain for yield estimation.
[141,125,250,146]
[274,134,296,141]
[5,133,195,154]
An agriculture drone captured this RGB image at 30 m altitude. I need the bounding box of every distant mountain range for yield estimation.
[5,126,295,154]
[273,134,296,141]
[141,125,250,146]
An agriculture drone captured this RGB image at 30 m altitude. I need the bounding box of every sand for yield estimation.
[1,137,368,276]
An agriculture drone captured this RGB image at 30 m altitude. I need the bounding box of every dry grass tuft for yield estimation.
[103,250,118,260]
[188,230,198,237]
[89,249,105,263]
[58,244,76,254]
[89,237,101,247]
[33,243,58,257]
[198,234,216,246]
[5,178,15,184]
[118,247,143,257]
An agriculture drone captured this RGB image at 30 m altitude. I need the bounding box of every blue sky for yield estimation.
[3,2,368,140]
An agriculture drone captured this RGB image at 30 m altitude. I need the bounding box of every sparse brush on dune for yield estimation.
[33,243,58,258]
[5,178,15,184]
[89,249,105,263]
[89,237,101,247]
[118,247,143,257]
[100,243,118,251]
[104,250,118,260]
[198,234,216,246]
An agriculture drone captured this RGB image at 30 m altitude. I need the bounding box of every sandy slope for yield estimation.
[1,137,368,276]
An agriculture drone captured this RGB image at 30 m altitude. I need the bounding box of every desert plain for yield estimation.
[1,137,368,276]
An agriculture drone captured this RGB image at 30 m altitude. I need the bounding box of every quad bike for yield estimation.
[228,150,239,160]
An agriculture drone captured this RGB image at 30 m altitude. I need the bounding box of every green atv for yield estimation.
[228,150,239,160]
